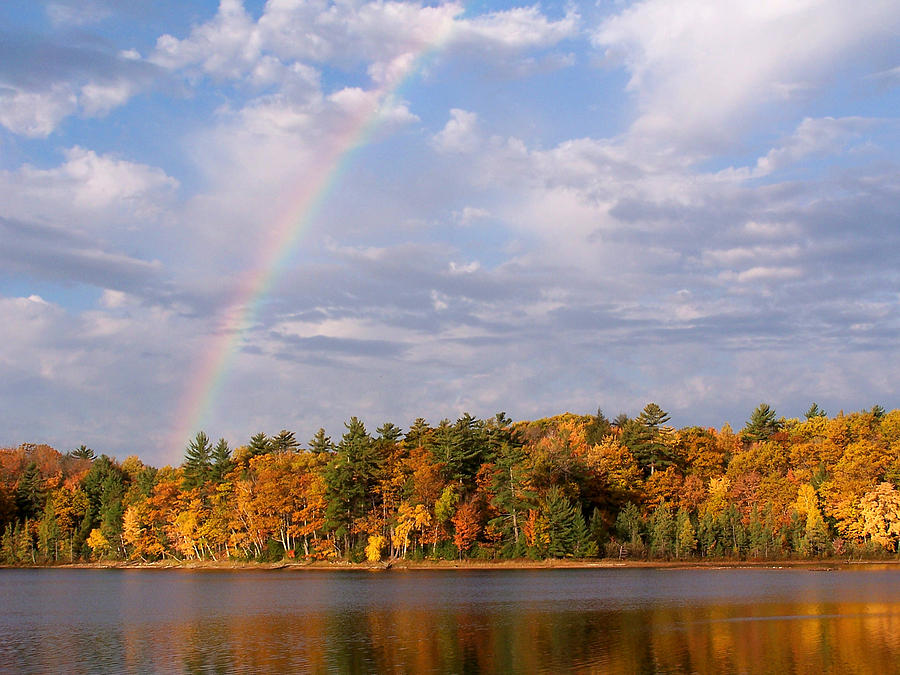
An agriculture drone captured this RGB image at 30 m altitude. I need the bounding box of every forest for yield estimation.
[2,403,900,565]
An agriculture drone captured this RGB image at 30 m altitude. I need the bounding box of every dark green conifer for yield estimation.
[183,431,213,489]
[308,428,334,454]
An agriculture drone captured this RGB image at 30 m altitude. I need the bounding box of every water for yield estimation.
[2,566,900,673]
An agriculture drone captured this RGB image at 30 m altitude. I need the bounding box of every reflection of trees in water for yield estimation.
[42,599,900,673]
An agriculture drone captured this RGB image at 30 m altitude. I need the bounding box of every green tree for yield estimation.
[247,432,271,459]
[743,403,782,443]
[270,429,299,454]
[308,428,334,454]
[324,417,380,554]
[489,442,533,554]
[70,445,95,461]
[183,431,213,489]
[675,508,696,558]
[405,418,431,449]
[585,408,613,446]
[650,503,675,558]
[805,403,827,420]
[376,422,403,443]
[623,403,674,475]
[616,502,643,546]
[79,455,128,559]
[210,438,232,482]
[16,462,45,520]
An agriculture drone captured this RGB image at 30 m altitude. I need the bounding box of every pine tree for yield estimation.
[270,429,299,454]
[210,438,232,482]
[15,462,45,520]
[247,432,271,459]
[405,418,431,449]
[376,422,403,443]
[183,431,213,489]
[70,445,95,461]
[675,508,697,558]
[742,403,782,443]
[308,428,334,454]
[616,502,643,546]
[585,408,613,445]
[624,403,674,475]
[650,503,675,558]
[324,417,379,553]
[804,403,827,420]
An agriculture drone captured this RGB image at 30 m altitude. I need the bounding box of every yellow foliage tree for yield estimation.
[858,482,900,551]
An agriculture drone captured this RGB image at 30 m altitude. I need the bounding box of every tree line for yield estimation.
[2,403,900,564]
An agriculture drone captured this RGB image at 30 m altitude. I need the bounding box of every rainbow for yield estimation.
[168,14,461,461]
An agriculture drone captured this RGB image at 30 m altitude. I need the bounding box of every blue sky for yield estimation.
[2,0,900,466]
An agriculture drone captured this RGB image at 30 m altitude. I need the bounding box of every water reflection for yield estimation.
[2,568,900,673]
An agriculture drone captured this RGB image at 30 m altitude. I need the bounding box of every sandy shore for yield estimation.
[4,557,897,571]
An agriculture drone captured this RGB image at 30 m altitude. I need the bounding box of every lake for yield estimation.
[2,565,900,673]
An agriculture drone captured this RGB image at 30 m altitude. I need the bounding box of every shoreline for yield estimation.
[4,557,899,571]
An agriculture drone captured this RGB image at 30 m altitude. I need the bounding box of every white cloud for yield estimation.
[3,147,178,221]
[592,0,900,148]
[153,0,260,78]
[0,84,78,138]
[153,0,576,89]
[432,109,480,153]
[753,116,873,176]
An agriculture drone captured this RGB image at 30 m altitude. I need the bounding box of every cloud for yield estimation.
[0,216,163,293]
[432,108,479,153]
[0,147,178,227]
[592,0,900,149]
[0,32,163,136]
[152,0,577,89]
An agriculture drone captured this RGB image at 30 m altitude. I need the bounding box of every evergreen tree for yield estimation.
[490,443,534,551]
[183,431,213,489]
[79,456,128,559]
[615,502,643,546]
[210,438,232,482]
[623,403,674,475]
[247,432,271,459]
[376,422,403,443]
[571,508,597,558]
[431,413,492,481]
[15,462,45,520]
[541,485,584,558]
[742,403,782,443]
[270,429,299,454]
[70,445,95,461]
[405,418,432,449]
[650,503,675,558]
[308,428,334,454]
[585,408,612,446]
[675,508,696,558]
[804,403,827,420]
[324,418,380,553]
[589,507,606,550]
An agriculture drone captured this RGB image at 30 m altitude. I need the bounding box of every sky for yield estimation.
[2,0,900,466]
